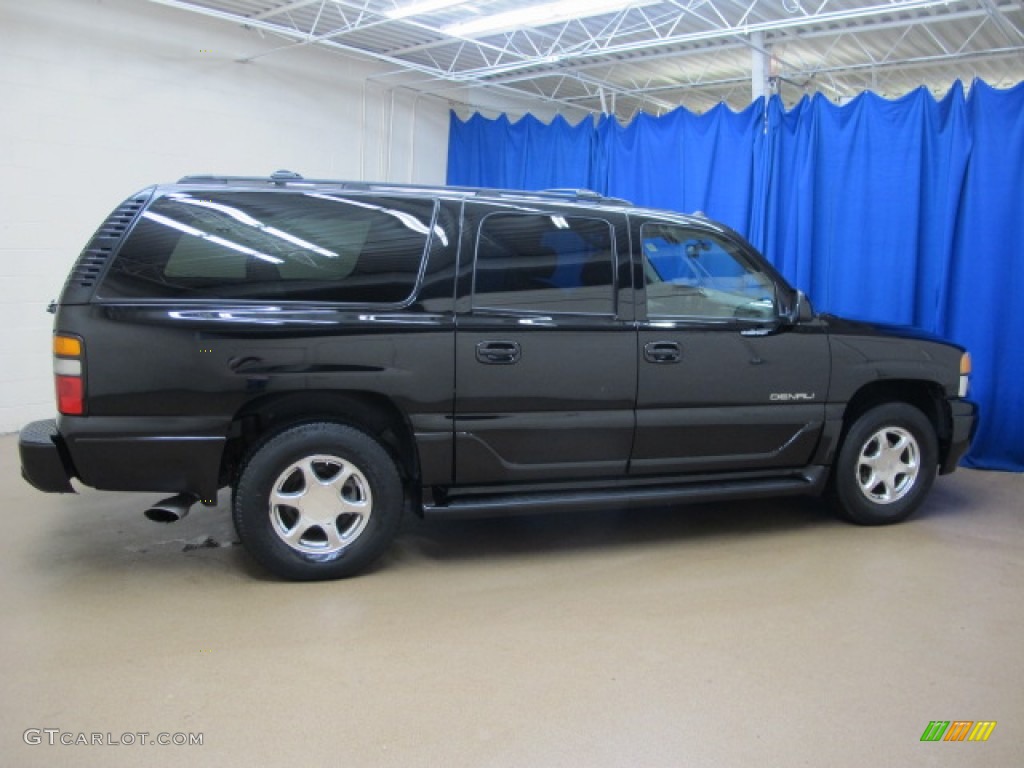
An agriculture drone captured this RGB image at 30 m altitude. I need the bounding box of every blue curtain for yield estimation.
[757,86,973,328]
[446,81,1024,471]
[946,83,1024,471]
[592,100,764,231]
[446,112,594,190]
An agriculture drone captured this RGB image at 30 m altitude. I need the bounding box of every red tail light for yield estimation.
[56,375,84,415]
[53,334,86,416]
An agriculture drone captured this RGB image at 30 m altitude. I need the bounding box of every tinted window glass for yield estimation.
[473,213,614,314]
[641,223,776,319]
[100,191,435,303]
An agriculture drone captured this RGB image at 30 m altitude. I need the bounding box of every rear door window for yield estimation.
[99,191,436,303]
[472,212,615,315]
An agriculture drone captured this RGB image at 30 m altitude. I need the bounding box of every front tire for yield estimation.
[831,403,938,525]
[233,423,404,580]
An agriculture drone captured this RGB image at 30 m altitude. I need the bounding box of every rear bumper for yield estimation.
[941,399,978,474]
[19,419,76,493]
[19,416,226,501]
[61,416,226,501]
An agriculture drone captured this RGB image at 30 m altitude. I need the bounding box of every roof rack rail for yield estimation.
[175,174,447,190]
[540,188,632,206]
[270,169,304,183]
[542,188,602,198]
[177,170,318,186]
[170,174,634,205]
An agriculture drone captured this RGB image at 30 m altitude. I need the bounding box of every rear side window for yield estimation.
[473,213,615,315]
[99,191,436,303]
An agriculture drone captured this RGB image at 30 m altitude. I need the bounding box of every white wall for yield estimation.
[448,88,571,125]
[0,0,454,433]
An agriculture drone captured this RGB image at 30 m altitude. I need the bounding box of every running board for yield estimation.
[422,467,827,520]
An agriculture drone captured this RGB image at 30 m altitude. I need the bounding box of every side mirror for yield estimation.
[737,289,785,335]
[790,290,815,323]
[785,289,814,323]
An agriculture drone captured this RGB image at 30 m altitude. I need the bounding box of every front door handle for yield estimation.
[476,340,521,365]
[644,341,681,364]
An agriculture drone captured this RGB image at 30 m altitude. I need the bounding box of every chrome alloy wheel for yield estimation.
[269,455,372,556]
[855,426,920,505]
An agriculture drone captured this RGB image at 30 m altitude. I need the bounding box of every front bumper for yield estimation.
[941,399,978,474]
[19,419,76,493]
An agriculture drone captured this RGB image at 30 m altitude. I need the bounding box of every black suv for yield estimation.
[19,173,977,579]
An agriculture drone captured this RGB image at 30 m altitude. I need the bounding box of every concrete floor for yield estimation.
[1,433,1021,767]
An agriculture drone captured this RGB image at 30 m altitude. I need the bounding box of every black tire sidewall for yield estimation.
[233,422,403,580]
[832,403,938,525]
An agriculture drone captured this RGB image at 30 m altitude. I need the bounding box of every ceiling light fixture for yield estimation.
[384,0,469,20]
[443,0,644,37]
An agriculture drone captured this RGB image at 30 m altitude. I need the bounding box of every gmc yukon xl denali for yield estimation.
[19,173,977,579]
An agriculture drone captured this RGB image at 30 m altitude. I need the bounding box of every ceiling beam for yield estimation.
[978,0,1024,44]
[140,0,1024,116]
[449,0,967,79]
[482,3,1015,86]
[555,42,1024,103]
[252,0,323,21]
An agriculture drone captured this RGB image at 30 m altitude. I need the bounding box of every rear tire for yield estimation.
[831,403,938,525]
[233,422,403,580]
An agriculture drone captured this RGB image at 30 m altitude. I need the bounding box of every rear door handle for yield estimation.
[476,340,521,365]
[644,341,681,364]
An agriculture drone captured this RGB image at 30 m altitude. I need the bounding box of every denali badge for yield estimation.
[770,393,817,401]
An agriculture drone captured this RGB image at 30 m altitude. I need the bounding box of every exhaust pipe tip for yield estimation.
[144,493,197,524]
[143,507,184,524]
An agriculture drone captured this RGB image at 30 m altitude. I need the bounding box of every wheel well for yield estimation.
[841,380,952,462]
[220,391,419,490]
